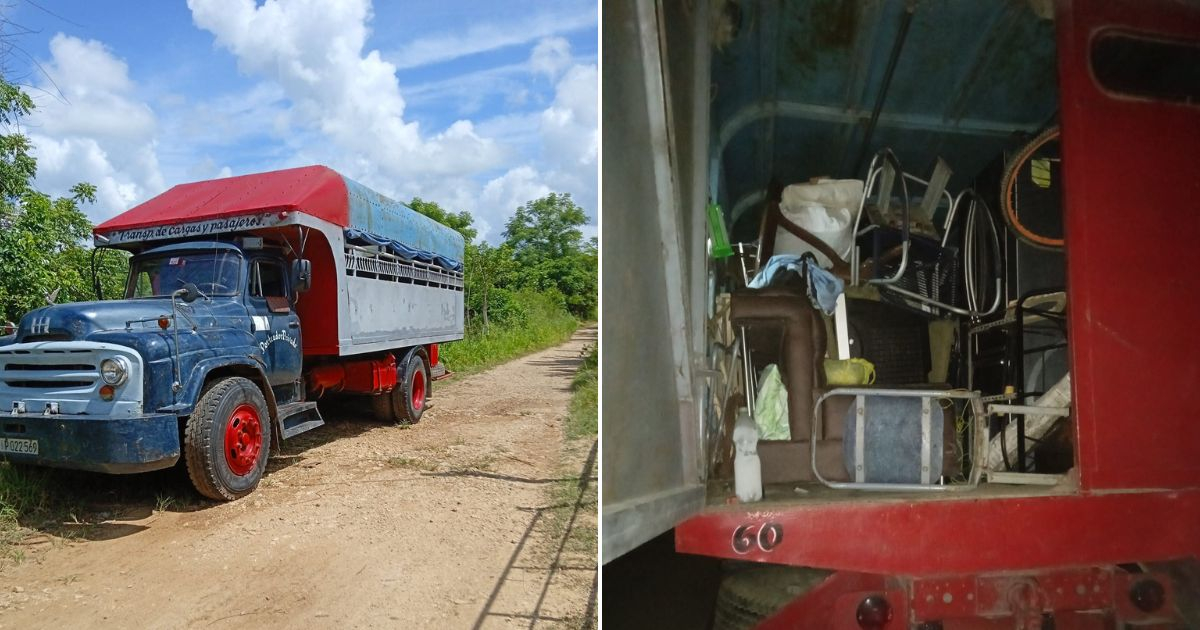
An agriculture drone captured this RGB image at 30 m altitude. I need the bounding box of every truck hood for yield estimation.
[16,299,229,343]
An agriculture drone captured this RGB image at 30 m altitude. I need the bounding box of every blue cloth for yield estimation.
[343,228,463,272]
[748,254,844,314]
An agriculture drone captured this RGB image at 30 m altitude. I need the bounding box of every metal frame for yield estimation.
[344,245,464,289]
[850,157,1003,318]
[811,387,986,492]
[850,149,913,287]
[755,567,1183,629]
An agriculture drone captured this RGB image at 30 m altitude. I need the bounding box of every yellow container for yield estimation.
[823,358,876,386]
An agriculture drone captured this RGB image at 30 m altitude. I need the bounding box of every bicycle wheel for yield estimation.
[1000,126,1065,250]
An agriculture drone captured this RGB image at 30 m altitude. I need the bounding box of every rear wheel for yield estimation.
[391,350,431,424]
[404,353,429,423]
[369,349,430,424]
[184,377,271,501]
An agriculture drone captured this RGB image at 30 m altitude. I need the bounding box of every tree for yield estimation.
[503,193,587,269]
[465,241,516,331]
[502,193,596,318]
[0,81,36,202]
[0,76,124,322]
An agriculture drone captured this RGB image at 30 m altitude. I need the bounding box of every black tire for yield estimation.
[184,377,271,501]
[387,349,430,424]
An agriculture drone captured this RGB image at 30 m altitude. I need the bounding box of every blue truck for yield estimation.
[0,165,465,499]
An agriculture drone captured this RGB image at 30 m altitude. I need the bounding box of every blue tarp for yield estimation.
[344,228,463,272]
[341,177,465,267]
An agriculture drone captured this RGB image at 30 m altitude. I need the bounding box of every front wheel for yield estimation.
[184,377,271,501]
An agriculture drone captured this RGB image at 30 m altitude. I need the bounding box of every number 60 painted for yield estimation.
[731,522,784,554]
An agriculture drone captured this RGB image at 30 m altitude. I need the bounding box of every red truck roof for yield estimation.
[94,165,348,233]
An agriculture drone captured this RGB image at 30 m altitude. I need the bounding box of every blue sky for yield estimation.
[2,0,598,242]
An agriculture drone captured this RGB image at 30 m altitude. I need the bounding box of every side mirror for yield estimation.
[179,283,201,303]
[291,259,312,293]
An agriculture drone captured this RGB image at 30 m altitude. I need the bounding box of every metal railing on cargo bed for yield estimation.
[344,245,464,290]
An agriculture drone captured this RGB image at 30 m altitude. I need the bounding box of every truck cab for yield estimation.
[124,240,306,404]
[0,238,312,495]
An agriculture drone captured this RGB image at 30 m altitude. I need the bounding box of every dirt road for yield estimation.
[0,327,598,629]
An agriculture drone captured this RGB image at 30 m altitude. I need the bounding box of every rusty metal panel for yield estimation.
[756,568,1180,627]
[1056,0,1200,489]
[675,489,1200,576]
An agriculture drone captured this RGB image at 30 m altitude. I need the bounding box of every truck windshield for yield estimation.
[126,251,242,298]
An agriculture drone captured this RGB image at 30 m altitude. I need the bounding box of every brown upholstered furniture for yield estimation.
[730,288,960,485]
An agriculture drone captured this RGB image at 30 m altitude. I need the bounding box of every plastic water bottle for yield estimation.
[733,409,763,502]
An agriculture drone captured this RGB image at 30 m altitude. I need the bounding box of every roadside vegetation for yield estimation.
[440,289,579,375]
[0,75,597,562]
[541,340,598,626]
[414,191,597,376]
[569,343,599,439]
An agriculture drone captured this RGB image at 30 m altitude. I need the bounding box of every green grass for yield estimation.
[567,344,598,440]
[0,463,65,565]
[441,290,579,376]
[538,344,598,625]
[0,461,201,566]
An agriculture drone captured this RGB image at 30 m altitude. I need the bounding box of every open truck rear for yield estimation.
[603,0,1200,627]
[0,165,464,500]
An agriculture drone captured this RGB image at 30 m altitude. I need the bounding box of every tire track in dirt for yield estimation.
[0,326,597,629]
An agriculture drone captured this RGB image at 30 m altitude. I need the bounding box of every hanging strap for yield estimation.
[761,200,852,280]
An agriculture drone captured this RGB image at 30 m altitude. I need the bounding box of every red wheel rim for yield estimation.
[411,368,426,411]
[224,403,263,476]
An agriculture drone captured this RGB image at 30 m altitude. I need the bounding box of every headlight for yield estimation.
[100,357,130,386]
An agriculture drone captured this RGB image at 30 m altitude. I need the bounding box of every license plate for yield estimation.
[0,438,38,455]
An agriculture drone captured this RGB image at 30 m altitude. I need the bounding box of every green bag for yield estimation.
[754,364,790,440]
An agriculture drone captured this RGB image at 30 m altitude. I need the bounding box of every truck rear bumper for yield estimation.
[0,413,180,474]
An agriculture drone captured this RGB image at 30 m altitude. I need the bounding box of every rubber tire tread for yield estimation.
[999,125,1063,251]
[184,376,271,501]
[391,349,429,425]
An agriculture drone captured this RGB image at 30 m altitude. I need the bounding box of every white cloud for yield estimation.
[187,0,505,178]
[24,34,165,223]
[530,37,572,80]
[183,0,596,244]
[537,63,598,220]
[388,5,596,71]
[461,47,598,240]
[481,166,553,232]
[542,64,598,173]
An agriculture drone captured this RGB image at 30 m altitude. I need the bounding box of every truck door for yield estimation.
[247,257,303,401]
[602,0,710,563]
[1057,0,1200,490]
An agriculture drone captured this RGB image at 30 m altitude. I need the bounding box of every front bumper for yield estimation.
[0,412,179,474]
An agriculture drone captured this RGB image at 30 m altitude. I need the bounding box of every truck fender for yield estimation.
[171,357,281,445]
[400,345,430,387]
